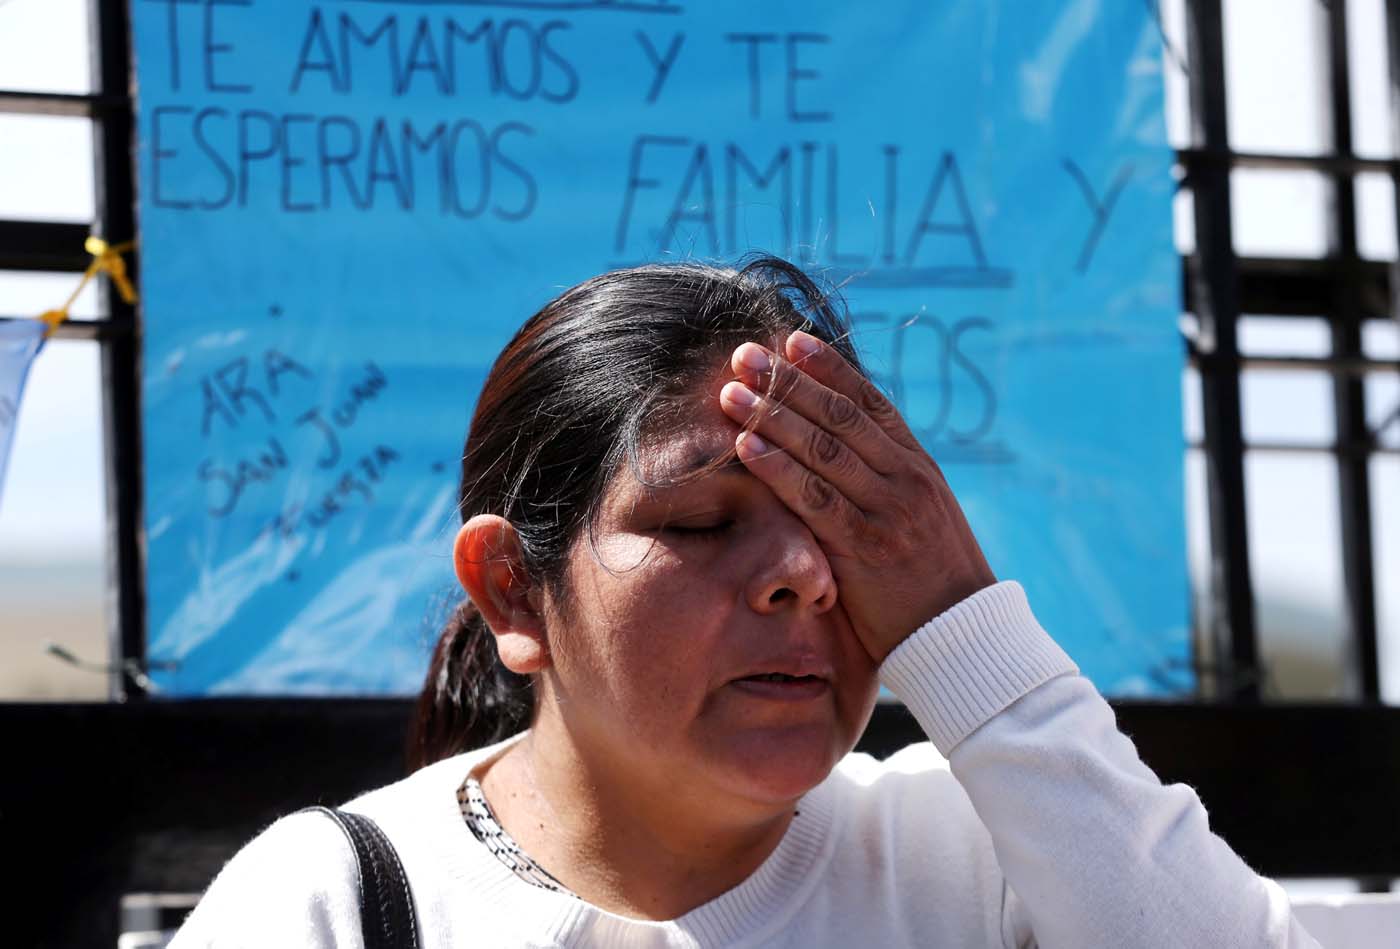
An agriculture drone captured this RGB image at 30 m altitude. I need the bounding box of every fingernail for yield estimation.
[789,332,821,357]
[737,344,772,372]
[739,431,769,455]
[723,381,758,407]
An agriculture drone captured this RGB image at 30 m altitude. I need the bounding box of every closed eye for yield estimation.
[664,519,734,540]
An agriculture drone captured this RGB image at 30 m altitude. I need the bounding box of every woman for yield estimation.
[173,257,1317,947]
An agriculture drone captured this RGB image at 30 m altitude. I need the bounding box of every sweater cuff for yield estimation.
[878,580,1078,754]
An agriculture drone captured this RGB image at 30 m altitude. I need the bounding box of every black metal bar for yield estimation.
[91,0,147,701]
[0,315,129,341]
[1177,146,1399,174]
[1182,255,1392,320]
[1240,259,1391,320]
[0,89,131,117]
[1229,356,1399,375]
[1184,349,1400,376]
[1322,0,1382,702]
[1184,0,1259,702]
[0,219,95,271]
[1387,10,1400,675]
[1390,1,1400,335]
[1187,440,1400,457]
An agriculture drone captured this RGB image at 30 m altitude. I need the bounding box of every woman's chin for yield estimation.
[706,722,846,805]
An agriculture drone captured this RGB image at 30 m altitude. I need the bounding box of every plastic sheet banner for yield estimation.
[133,1,1187,696]
[0,320,46,507]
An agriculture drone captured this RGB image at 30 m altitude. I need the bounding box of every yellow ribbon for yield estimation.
[39,237,138,336]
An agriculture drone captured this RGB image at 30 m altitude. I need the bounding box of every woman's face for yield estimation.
[539,365,880,809]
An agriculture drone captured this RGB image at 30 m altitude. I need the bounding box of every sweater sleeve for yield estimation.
[167,811,363,949]
[878,581,1320,949]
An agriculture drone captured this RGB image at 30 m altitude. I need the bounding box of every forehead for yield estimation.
[617,358,755,497]
[637,415,742,485]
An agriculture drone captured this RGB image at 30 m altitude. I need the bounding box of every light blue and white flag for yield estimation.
[0,319,47,506]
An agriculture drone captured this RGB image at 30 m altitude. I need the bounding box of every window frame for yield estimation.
[0,0,144,700]
[1177,0,1399,702]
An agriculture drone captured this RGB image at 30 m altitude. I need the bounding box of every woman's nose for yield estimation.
[745,517,838,615]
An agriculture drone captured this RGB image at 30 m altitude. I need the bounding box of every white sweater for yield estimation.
[170,582,1320,948]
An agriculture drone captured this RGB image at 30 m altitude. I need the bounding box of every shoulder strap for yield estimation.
[303,806,421,949]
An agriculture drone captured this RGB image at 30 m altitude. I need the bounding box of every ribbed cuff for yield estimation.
[878,580,1078,754]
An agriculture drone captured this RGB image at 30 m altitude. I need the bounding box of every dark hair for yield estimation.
[407,255,864,771]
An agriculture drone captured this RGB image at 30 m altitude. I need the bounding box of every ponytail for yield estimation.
[407,600,532,771]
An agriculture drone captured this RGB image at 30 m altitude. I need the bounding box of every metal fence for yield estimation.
[1178,0,1399,703]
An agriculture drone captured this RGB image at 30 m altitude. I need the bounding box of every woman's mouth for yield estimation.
[731,673,830,700]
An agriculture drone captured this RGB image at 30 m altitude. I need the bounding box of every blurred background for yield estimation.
[1,0,1397,944]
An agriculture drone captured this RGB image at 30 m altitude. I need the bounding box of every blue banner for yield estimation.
[0,319,46,508]
[133,1,1187,696]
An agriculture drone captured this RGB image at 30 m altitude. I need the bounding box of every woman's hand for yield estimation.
[720,330,996,664]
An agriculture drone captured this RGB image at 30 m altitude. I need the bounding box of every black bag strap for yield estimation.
[303,806,421,949]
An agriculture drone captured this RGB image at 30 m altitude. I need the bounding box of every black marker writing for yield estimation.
[403,18,451,95]
[198,349,313,437]
[905,151,986,269]
[194,106,237,208]
[1062,158,1133,273]
[289,10,579,103]
[882,144,898,265]
[723,33,776,119]
[722,32,831,121]
[258,444,402,540]
[636,30,684,104]
[784,33,831,123]
[946,317,997,443]
[203,0,253,94]
[294,11,401,94]
[853,312,1000,452]
[295,407,342,469]
[150,107,538,219]
[198,435,289,517]
[660,143,717,254]
[294,360,389,468]
[330,360,387,427]
[195,359,391,518]
[200,358,270,434]
[152,106,195,210]
[150,0,254,93]
[615,137,997,279]
[302,445,400,530]
[724,143,791,256]
[825,143,862,267]
[615,134,688,251]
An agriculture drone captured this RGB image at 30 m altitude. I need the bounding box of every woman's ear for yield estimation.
[453,515,549,675]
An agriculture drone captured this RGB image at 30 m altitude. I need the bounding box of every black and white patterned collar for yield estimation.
[456,774,579,899]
